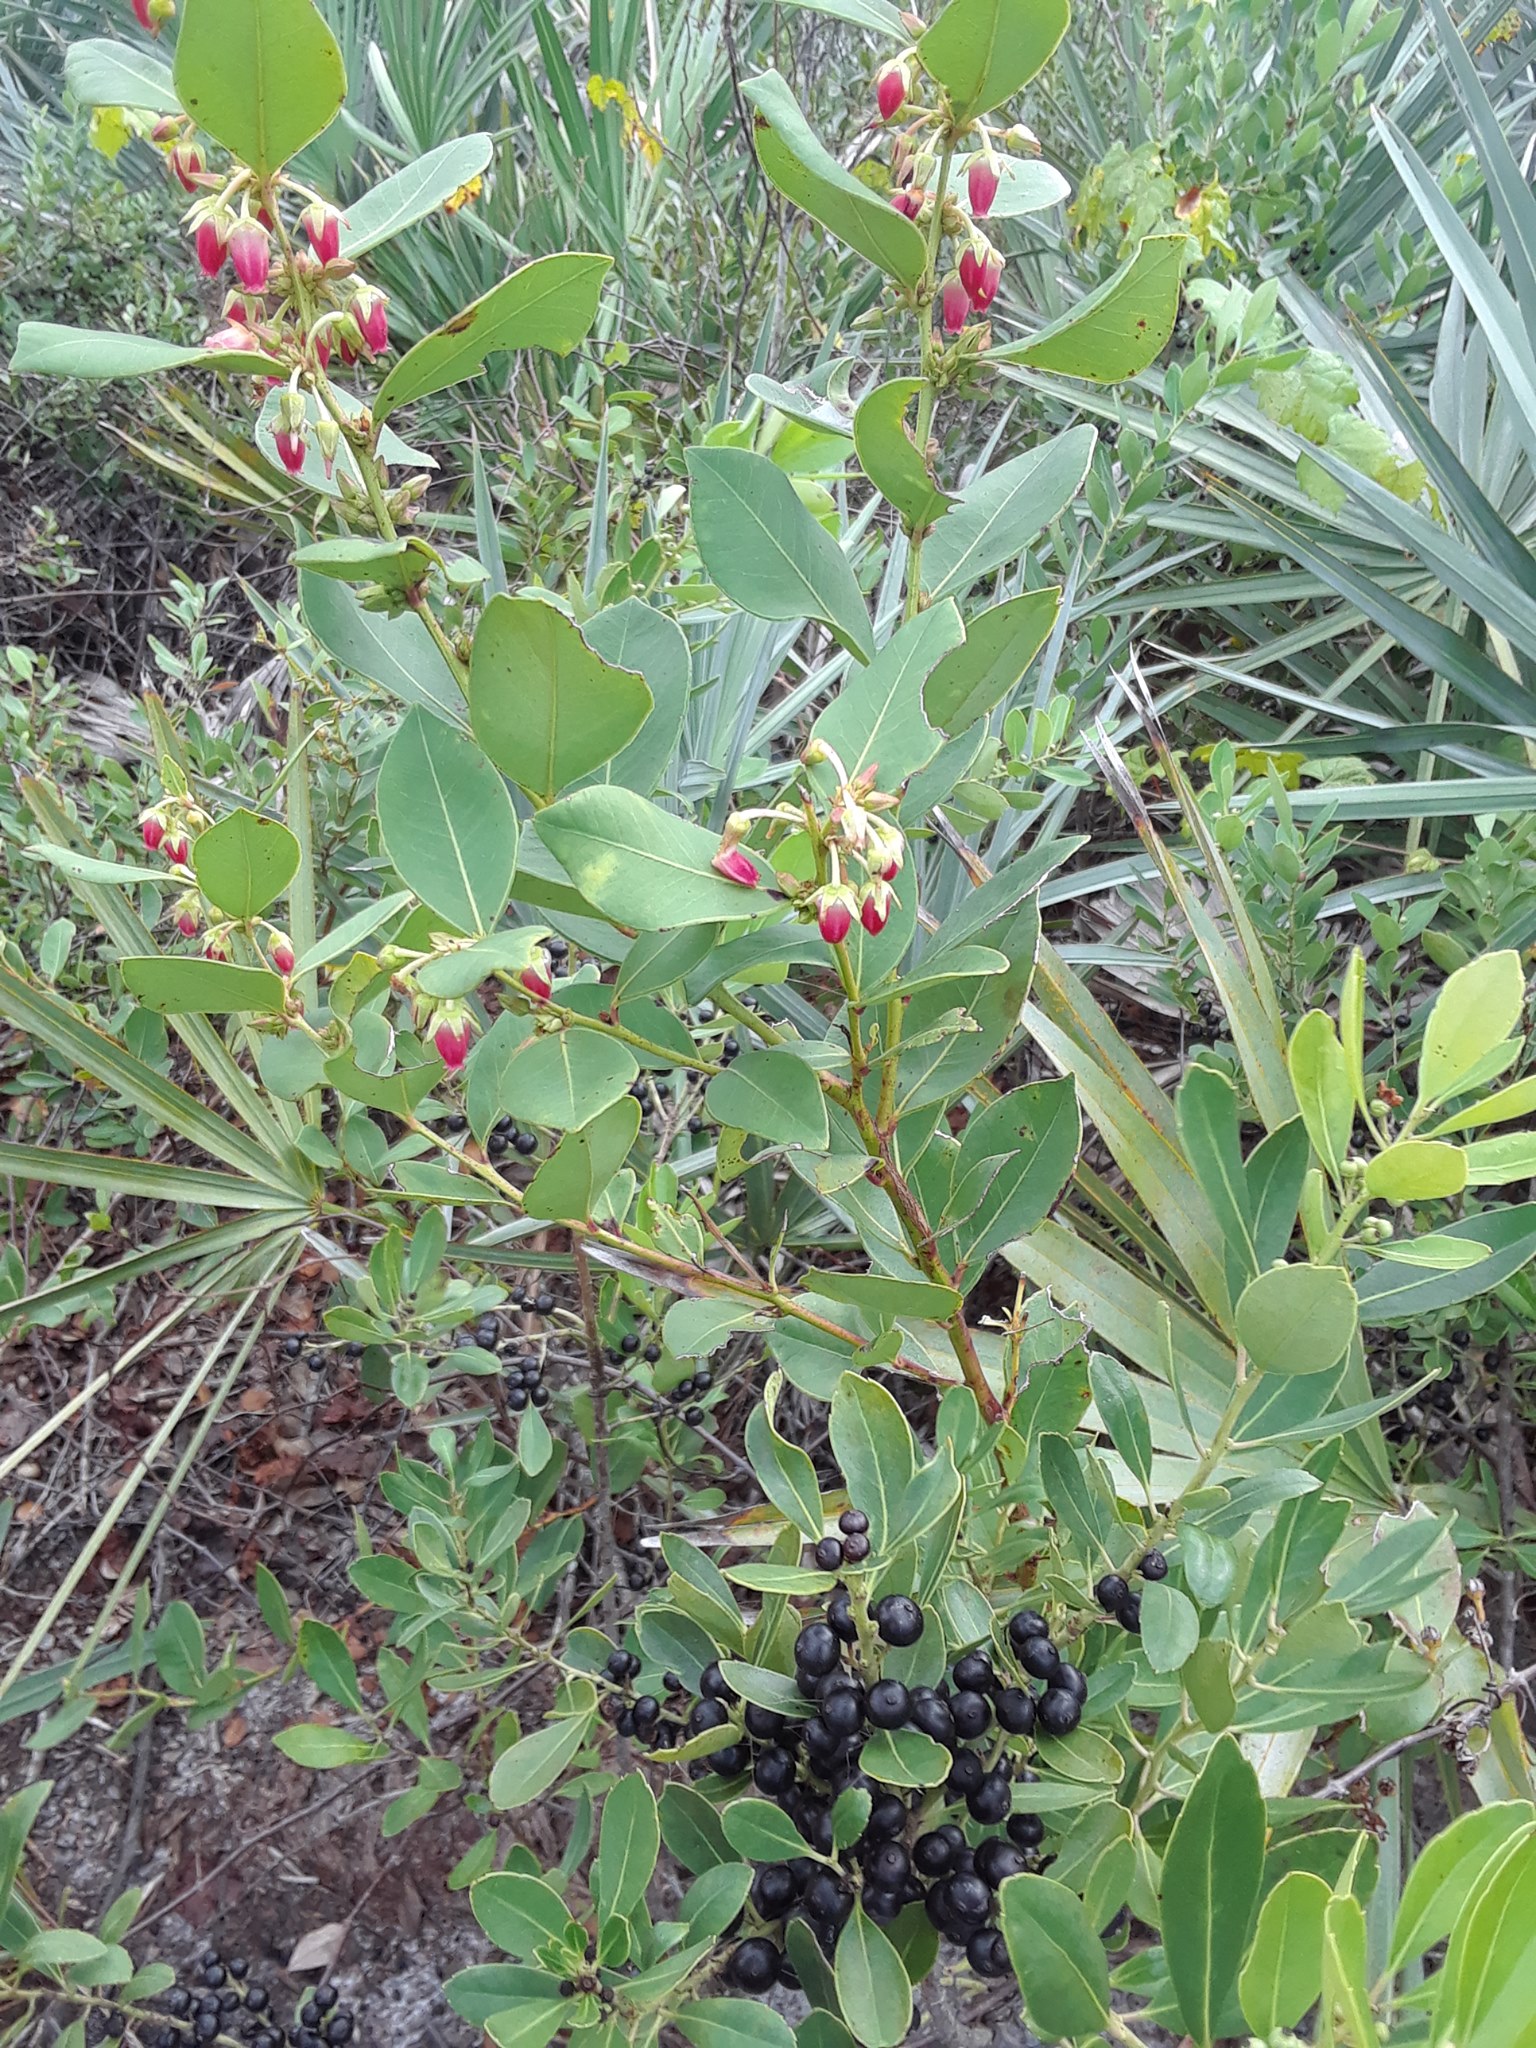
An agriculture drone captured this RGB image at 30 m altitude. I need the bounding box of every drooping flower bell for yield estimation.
[229,219,271,294]
[814,884,858,947]
[876,60,909,122]
[140,809,167,854]
[269,933,296,976]
[301,202,343,265]
[967,154,1000,218]
[352,286,389,356]
[195,216,229,278]
[941,277,970,335]
[859,878,895,936]
[432,1008,475,1072]
[169,141,205,193]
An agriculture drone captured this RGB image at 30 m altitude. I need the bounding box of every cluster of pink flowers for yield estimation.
[873,53,1047,339]
[147,106,392,479]
[709,743,907,949]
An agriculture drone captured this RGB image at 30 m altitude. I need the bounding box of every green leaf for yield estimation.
[745,1372,825,1542]
[1288,1009,1353,1184]
[595,1775,659,1922]
[580,599,693,797]
[376,708,518,936]
[829,1373,915,1554]
[922,427,1095,601]
[722,1799,812,1865]
[254,1563,293,1646]
[738,72,927,287]
[492,1029,638,1132]
[536,786,772,928]
[173,0,345,178]
[271,1724,386,1768]
[813,1272,960,1319]
[324,1049,439,1117]
[1355,1204,1536,1318]
[10,323,277,381]
[343,135,496,257]
[853,379,953,530]
[375,253,611,422]
[809,602,959,789]
[297,1618,364,1712]
[858,1727,952,1788]
[119,957,285,1017]
[945,1077,1080,1271]
[488,1714,592,1810]
[524,1096,640,1222]
[1464,1132,1536,1183]
[2,1781,50,1915]
[1428,1073,1536,1137]
[1238,1870,1328,2036]
[705,1051,829,1151]
[64,38,178,112]
[994,234,1185,381]
[834,1907,911,2048]
[468,595,652,806]
[1364,1139,1468,1202]
[997,1875,1110,2039]
[1236,1262,1358,1375]
[831,1788,872,1855]
[687,448,872,661]
[918,0,1068,118]
[1141,1581,1200,1673]
[301,572,464,723]
[682,1863,755,1943]
[191,808,300,921]
[1429,1828,1536,2048]
[415,930,550,1000]
[660,1784,733,1874]
[471,1872,573,1957]
[922,590,1061,736]
[1177,1060,1258,1284]
[676,1999,796,2048]
[1087,1352,1153,1499]
[1389,1805,1534,1973]
[483,2004,566,2048]
[1160,1734,1265,2048]
[1419,951,1525,1105]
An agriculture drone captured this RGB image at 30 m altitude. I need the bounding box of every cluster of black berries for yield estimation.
[600,1576,1086,1994]
[134,1953,355,2048]
[277,1334,364,1369]
[811,1508,872,1570]
[509,1282,558,1319]
[502,1347,549,1412]
[1094,1549,1167,1635]
[485,1116,541,1160]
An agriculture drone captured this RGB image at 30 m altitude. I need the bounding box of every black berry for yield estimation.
[729,1938,780,1992]
[1139,1549,1169,1581]
[1036,1688,1083,1736]
[873,1594,923,1647]
[867,1679,910,1728]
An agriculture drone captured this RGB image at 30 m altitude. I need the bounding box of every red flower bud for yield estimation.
[270,934,296,976]
[176,912,198,939]
[195,217,228,277]
[712,845,760,888]
[203,322,253,354]
[965,251,1003,312]
[941,278,970,335]
[140,811,166,853]
[519,963,552,1001]
[204,935,229,961]
[274,429,307,476]
[170,141,205,193]
[163,833,190,865]
[434,1016,473,1071]
[353,288,389,356]
[860,881,894,936]
[229,219,271,294]
[968,158,1000,217]
[131,0,154,29]
[301,202,342,265]
[876,62,907,121]
[891,189,919,219]
[816,890,855,946]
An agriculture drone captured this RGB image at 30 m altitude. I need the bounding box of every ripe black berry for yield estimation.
[644,1343,661,1363]
[865,1840,911,1890]
[947,1751,983,1796]
[1036,1688,1083,1736]
[908,1693,954,1745]
[867,1679,910,1728]
[1139,1548,1169,1581]
[842,1532,871,1563]
[967,1926,1012,1978]
[753,1864,798,1917]
[1094,1573,1130,1610]
[795,1622,841,1677]
[517,1135,540,1157]
[711,1743,746,1775]
[967,1770,1012,1825]
[324,2021,352,2046]
[534,1288,554,1310]
[976,1839,1028,1889]
[873,1594,923,1647]
[1117,1594,1142,1634]
[868,1793,906,1839]
[684,1405,705,1426]
[729,1938,780,1992]
[700,1661,734,1701]
[620,1333,640,1354]
[754,1747,795,1796]
[744,1702,784,1741]
[951,1690,991,1740]
[952,1651,993,1692]
[1018,1635,1060,1681]
[508,1386,529,1411]
[944,1874,991,1924]
[1008,1811,1045,1849]
[821,1687,865,1739]
[1053,1663,1088,1703]
[688,1698,728,1735]
[838,1508,869,1536]
[203,1968,225,1990]
[814,1536,845,1572]
[1007,1609,1049,1648]
[996,1687,1036,1735]
[804,1871,852,1927]
[827,1589,859,1644]
[913,1831,955,1876]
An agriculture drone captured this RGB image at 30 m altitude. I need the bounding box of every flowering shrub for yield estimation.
[3,1,1535,2046]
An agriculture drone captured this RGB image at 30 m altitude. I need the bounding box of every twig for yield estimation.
[572,1242,621,1627]
[1307,1660,1536,1800]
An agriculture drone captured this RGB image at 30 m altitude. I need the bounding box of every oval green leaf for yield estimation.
[120,957,285,1017]
[1235,1261,1358,1376]
[173,0,345,178]
[468,595,652,805]
[535,786,775,928]
[997,1874,1109,2039]
[190,807,301,921]
[376,708,518,936]
[834,1907,910,2048]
